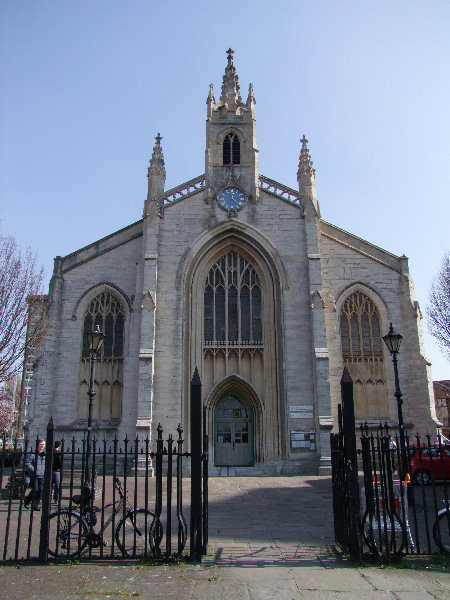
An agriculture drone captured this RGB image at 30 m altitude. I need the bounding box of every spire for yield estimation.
[246,83,256,117]
[206,83,215,117]
[145,133,166,216]
[220,48,243,111]
[148,133,166,178]
[297,135,319,216]
[297,135,315,180]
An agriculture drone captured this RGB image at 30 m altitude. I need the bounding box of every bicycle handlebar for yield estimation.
[114,477,124,498]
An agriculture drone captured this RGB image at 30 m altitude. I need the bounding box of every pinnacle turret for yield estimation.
[246,83,256,117]
[148,133,166,179]
[220,48,243,111]
[206,84,216,117]
[144,133,166,216]
[297,135,319,216]
[297,135,315,180]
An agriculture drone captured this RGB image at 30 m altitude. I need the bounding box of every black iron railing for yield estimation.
[0,373,208,564]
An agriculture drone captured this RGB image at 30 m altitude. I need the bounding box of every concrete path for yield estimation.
[1,476,449,599]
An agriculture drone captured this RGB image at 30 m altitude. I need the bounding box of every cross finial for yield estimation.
[226,47,234,66]
[155,133,162,145]
[301,134,308,146]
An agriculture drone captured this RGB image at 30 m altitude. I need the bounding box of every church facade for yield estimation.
[27,50,438,475]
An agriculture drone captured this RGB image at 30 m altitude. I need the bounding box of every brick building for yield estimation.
[434,381,450,439]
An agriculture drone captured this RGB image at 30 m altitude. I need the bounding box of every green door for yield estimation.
[215,395,253,466]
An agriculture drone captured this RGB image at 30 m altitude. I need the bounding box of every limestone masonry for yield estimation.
[26,50,438,475]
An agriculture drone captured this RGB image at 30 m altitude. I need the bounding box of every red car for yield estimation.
[408,444,450,485]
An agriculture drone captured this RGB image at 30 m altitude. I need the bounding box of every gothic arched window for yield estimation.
[340,292,382,358]
[204,252,262,344]
[339,291,387,421]
[223,132,240,165]
[77,292,124,423]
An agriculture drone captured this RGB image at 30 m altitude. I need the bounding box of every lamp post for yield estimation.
[382,322,407,479]
[85,324,105,485]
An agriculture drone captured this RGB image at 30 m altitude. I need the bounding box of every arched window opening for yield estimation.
[77,291,125,424]
[340,291,387,421]
[223,132,240,165]
[204,252,262,345]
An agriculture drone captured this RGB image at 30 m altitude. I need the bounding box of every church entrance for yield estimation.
[214,394,253,466]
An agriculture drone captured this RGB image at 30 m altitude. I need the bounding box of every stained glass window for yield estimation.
[340,292,382,357]
[204,252,262,343]
[78,291,124,423]
[81,292,125,358]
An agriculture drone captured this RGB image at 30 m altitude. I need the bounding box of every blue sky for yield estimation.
[1,0,449,379]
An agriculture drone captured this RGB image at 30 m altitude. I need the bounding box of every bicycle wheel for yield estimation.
[115,509,155,557]
[362,508,407,556]
[48,510,89,558]
[433,511,450,554]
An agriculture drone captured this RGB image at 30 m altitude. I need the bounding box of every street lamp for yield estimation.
[382,323,407,478]
[85,324,105,484]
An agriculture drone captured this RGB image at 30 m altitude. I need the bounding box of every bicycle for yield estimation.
[361,479,411,556]
[361,504,407,556]
[432,500,450,554]
[47,477,160,558]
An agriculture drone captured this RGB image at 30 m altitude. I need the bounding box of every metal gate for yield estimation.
[331,369,450,560]
[330,367,362,561]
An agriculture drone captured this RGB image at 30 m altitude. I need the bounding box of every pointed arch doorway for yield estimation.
[215,394,253,466]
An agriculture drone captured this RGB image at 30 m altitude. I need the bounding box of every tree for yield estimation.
[427,250,450,361]
[0,234,48,385]
[0,377,18,435]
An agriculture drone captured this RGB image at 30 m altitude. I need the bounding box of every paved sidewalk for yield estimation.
[1,477,449,599]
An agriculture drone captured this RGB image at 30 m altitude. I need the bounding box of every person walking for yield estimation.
[24,439,46,510]
[52,441,62,504]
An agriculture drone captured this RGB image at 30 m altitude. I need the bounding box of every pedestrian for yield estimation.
[24,439,46,510]
[389,435,397,472]
[52,440,62,504]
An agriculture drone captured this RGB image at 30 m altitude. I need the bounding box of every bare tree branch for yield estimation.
[427,250,450,362]
[0,378,16,433]
[0,234,48,384]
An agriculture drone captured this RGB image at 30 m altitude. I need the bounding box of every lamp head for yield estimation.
[383,322,403,355]
[87,324,105,354]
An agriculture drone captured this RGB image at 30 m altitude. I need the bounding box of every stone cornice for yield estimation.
[61,220,143,273]
[320,220,404,273]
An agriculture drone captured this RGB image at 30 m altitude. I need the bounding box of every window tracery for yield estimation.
[204,252,262,345]
[77,292,124,423]
[339,291,387,421]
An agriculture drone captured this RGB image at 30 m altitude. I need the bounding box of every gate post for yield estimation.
[341,367,363,562]
[190,368,203,562]
[202,405,209,555]
[39,417,54,562]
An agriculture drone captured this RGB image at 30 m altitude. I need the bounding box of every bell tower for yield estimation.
[205,49,259,205]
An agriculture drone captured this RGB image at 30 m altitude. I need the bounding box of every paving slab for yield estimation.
[291,568,374,591]
[393,593,443,600]
[1,477,449,599]
[361,569,446,592]
[299,593,394,600]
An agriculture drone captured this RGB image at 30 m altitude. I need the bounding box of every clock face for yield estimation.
[218,187,246,212]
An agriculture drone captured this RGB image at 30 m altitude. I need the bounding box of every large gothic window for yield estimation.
[223,132,240,165]
[339,291,387,421]
[204,252,262,344]
[77,292,124,423]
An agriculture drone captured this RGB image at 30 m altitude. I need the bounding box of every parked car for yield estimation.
[408,444,450,485]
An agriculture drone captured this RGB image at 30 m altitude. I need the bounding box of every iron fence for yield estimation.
[359,425,450,558]
[0,420,208,563]
[332,421,450,559]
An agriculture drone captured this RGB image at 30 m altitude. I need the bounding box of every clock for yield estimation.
[217,186,247,212]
